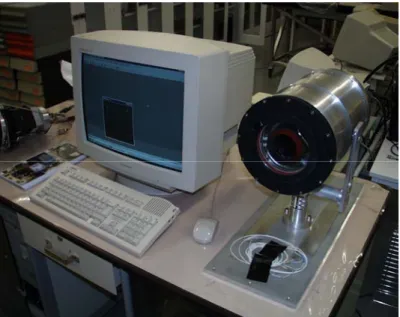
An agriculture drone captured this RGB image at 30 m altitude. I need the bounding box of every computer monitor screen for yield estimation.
[82,53,184,172]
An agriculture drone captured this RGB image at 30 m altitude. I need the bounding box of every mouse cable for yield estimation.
[210,150,230,219]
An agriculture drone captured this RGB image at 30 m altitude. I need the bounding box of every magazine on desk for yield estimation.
[0,142,86,190]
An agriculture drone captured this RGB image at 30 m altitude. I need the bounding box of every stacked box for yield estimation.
[0,55,9,67]
[0,3,73,108]
[0,53,18,103]
[0,32,6,55]
[11,51,72,108]
[0,3,73,59]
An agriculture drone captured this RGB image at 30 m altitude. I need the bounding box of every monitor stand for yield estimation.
[115,174,183,197]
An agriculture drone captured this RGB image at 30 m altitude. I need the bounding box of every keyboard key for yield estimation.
[143,224,152,235]
[118,232,137,246]
[100,225,118,235]
[91,218,101,226]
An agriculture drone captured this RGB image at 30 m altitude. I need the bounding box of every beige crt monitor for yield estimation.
[71,30,254,193]
[333,11,398,70]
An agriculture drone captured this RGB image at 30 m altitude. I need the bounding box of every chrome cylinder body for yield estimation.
[238,68,370,195]
[314,185,342,202]
[283,195,311,230]
[276,69,370,160]
[0,105,51,150]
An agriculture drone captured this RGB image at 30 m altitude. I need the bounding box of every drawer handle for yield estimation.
[44,240,80,265]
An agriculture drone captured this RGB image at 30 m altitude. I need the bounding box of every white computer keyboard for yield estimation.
[30,163,180,257]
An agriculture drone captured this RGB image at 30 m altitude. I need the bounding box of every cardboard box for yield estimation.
[0,77,16,90]
[0,55,9,67]
[0,87,19,101]
[20,92,45,107]
[0,67,14,79]
[17,80,43,96]
[17,70,42,83]
[10,57,38,72]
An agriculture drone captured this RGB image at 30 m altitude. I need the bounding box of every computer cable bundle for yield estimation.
[229,234,308,279]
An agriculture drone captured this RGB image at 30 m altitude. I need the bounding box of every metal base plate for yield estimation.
[204,176,364,309]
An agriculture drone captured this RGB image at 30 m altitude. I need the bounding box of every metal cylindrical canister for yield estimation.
[237,69,370,195]
[276,68,369,160]
[0,105,51,150]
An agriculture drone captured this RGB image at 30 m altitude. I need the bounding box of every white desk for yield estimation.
[370,139,399,189]
[0,102,389,317]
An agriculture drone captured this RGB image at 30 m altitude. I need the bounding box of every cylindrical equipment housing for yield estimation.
[278,69,370,160]
[0,105,51,150]
[237,69,370,195]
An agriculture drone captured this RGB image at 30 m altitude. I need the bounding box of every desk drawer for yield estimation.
[18,215,120,295]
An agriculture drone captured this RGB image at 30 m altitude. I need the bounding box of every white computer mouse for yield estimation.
[192,218,219,245]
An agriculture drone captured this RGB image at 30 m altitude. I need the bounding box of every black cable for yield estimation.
[385,69,396,95]
[255,43,331,71]
[355,309,362,317]
[369,90,390,140]
[359,292,373,299]
[59,105,74,114]
[274,43,331,63]
[390,142,398,157]
[368,113,385,147]
[209,150,230,219]
[371,93,382,116]
[363,53,398,83]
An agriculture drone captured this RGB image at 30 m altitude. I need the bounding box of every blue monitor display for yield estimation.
[82,54,184,171]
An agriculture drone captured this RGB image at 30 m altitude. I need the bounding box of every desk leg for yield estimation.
[270,6,276,61]
[331,20,337,39]
[289,16,295,51]
[267,6,277,77]
[320,18,326,43]
[121,269,135,317]
[274,16,286,56]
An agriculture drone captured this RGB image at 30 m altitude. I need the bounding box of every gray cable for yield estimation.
[210,150,230,219]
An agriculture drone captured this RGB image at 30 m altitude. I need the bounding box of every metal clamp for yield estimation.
[315,121,364,212]
[283,195,313,230]
[31,107,52,133]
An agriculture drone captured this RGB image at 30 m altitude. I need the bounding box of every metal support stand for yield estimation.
[283,195,312,230]
[205,175,366,308]
[315,121,364,212]
[284,122,365,230]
